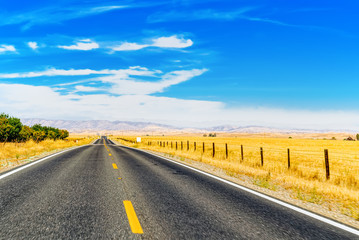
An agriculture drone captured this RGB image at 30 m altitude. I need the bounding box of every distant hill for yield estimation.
[21,119,179,133]
[21,119,353,134]
[206,125,327,133]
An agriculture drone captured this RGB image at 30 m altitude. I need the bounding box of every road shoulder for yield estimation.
[112,140,359,230]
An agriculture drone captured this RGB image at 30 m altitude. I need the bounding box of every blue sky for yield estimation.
[1,0,359,130]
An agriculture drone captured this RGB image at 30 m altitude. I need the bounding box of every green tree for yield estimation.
[32,130,46,142]
[7,116,23,141]
[1,114,69,142]
[19,125,32,142]
[0,113,22,142]
[0,114,13,142]
[59,129,69,140]
[31,124,46,142]
[356,134,359,141]
[47,130,57,140]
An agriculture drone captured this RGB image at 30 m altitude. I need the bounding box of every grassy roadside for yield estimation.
[114,136,359,224]
[0,136,96,172]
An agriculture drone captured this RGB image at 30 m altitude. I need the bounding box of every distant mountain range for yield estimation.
[21,119,179,133]
[21,118,352,134]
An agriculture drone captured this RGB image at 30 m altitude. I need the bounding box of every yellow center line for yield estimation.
[112,163,118,169]
[123,200,143,234]
[109,153,112,156]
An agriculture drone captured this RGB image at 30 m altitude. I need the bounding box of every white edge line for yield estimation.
[0,145,89,180]
[118,144,359,236]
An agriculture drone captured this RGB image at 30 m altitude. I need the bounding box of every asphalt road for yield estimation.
[1,137,358,239]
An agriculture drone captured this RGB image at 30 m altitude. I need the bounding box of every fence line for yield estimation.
[116,138,359,185]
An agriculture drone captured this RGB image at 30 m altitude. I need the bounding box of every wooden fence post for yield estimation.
[225,143,228,159]
[194,142,196,151]
[241,145,244,161]
[187,141,189,151]
[324,149,330,180]
[260,147,264,166]
[287,148,290,169]
[203,142,205,153]
[176,142,178,150]
[171,141,173,148]
[212,142,215,157]
[181,141,183,150]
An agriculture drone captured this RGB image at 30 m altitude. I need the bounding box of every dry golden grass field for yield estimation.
[0,135,95,171]
[114,135,359,220]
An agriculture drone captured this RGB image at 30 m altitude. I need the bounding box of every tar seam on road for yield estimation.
[0,145,89,180]
[119,145,359,236]
[112,163,118,169]
[123,200,144,234]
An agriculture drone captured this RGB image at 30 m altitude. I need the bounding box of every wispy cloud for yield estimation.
[148,8,255,23]
[101,68,207,95]
[58,39,99,51]
[110,35,193,52]
[0,68,106,78]
[0,67,157,79]
[148,7,314,29]
[111,42,149,51]
[27,41,38,50]
[241,16,300,27]
[0,4,127,30]
[0,44,16,53]
[0,66,207,96]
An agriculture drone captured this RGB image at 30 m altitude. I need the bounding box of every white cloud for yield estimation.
[0,67,357,130]
[1,83,359,130]
[102,68,207,95]
[27,42,39,50]
[5,66,357,130]
[75,85,100,92]
[0,67,160,79]
[152,36,193,48]
[110,35,193,52]
[0,68,103,78]
[58,39,99,51]
[111,42,149,51]
[0,66,204,95]
[0,83,221,122]
[0,44,16,53]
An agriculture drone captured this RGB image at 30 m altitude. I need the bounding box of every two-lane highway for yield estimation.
[1,137,358,239]
[1,139,134,239]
